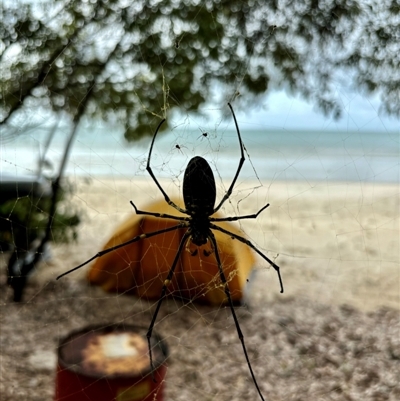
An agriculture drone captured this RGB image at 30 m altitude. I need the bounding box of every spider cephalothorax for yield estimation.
[57,103,284,401]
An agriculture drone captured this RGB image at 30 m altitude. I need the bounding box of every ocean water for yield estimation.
[1,124,399,183]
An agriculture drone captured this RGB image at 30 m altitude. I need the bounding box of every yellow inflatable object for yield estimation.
[87,198,255,305]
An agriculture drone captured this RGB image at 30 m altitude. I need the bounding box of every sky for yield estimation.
[219,90,399,134]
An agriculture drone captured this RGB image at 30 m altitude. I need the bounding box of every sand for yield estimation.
[1,177,399,400]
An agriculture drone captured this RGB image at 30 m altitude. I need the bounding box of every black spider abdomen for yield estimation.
[183,156,216,216]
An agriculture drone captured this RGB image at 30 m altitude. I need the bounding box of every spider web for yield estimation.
[1,3,399,401]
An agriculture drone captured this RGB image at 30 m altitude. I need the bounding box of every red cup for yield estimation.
[55,324,168,401]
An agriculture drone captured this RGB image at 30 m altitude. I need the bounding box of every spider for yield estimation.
[57,103,284,401]
[174,143,187,154]
[197,128,208,139]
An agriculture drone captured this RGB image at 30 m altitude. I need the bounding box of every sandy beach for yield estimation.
[1,176,399,400]
[48,176,400,311]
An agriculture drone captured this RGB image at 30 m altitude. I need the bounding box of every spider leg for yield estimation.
[147,230,192,380]
[147,119,187,215]
[210,203,269,222]
[56,223,187,280]
[208,231,265,401]
[130,201,189,222]
[213,103,245,214]
[210,222,284,293]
